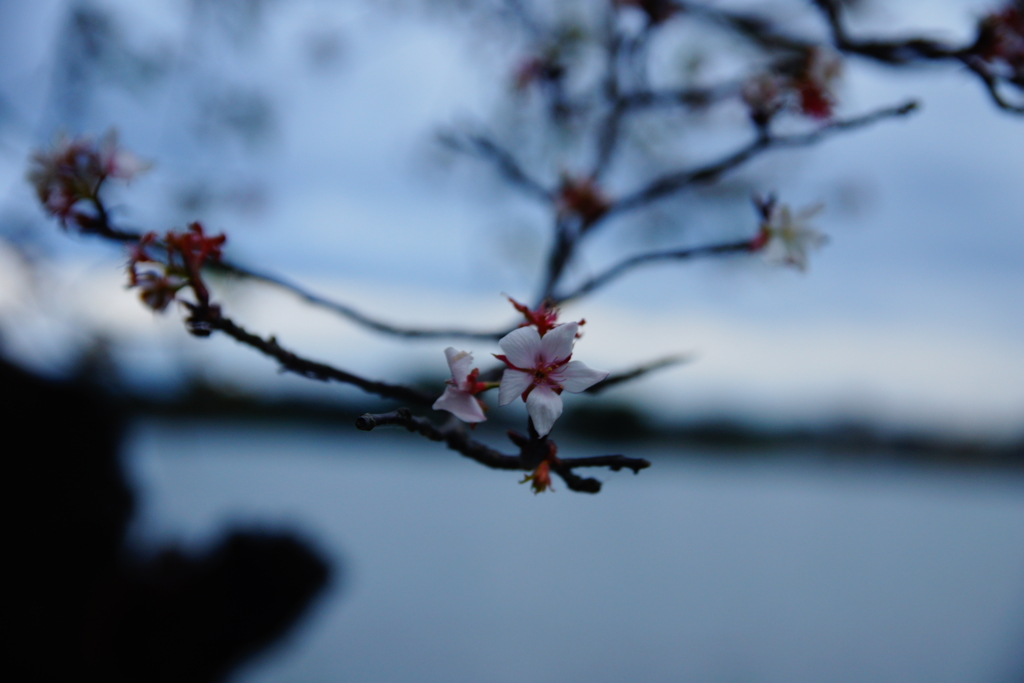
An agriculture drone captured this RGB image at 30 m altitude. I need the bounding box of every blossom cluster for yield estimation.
[127,222,226,313]
[749,195,827,271]
[432,298,607,439]
[976,4,1024,83]
[27,130,149,228]
[557,175,611,230]
[742,48,843,124]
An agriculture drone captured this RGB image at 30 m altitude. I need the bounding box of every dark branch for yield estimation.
[677,1,816,53]
[438,131,554,203]
[355,409,523,470]
[555,238,754,303]
[548,464,603,493]
[961,59,1024,114]
[584,354,693,395]
[810,0,964,63]
[558,455,651,473]
[74,199,513,341]
[203,310,437,406]
[609,100,918,216]
[537,215,576,305]
[215,262,512,341]
[593,19,627,179]
[617,83,741,111]
[356,409,652,493]
[810,0,1024,115]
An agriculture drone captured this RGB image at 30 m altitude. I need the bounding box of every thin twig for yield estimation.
[609,100,918,216]
[677,1,816,53]
[204,310,437,406]
[558,455,651,472]
[584,354,693,395]
[810,0,1024,115]
[556,239,754,304]
[593,14,627,180]
[961,58,1024,114]
[355,409,651,493]
[617,83,741,110]
[811,0,963,63]
[537,215,577,305]
[355,409,523,470]
[438,131,554,203]
[215,262,512,341]
[74,201,514,341]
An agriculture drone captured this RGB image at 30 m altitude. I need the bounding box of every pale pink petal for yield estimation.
[433,386,486,423]
[539,321,577,363]
[498,326,541,368]
[761,236,790,266]
[498,368,533,406]
[558,360,608,393]
[525,384,563,436]
[110,150,151,180]
[795,203,824,222]
[444,347,474,384]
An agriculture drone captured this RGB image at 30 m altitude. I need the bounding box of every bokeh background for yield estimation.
[1,1,1023,681]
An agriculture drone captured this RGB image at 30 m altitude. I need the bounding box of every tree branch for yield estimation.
[72,199,513,341]
[438,131,554,203]
[215,262,512,341]
[355,409,651,493]
[555,238,754,303]
[609,100,918,216]
[617,83,741,111]
[810,0,964,63]
[558,455,651,473]
[200,308,437,406]
[961,58,1024,114]
[677,1,816,54]
[355,409,523,470]
[810,0,1024,115]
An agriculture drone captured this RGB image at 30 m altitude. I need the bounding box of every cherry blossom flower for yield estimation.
[557,175,611,229]
[755,202,827,271]
[166,221,227,274]
[976,5,1024,81]
[27,130,150,226]
[133,271,186,312]
[792,48,842,119]
[432,348,488,423]
[99,130,152,181]
[507,296,560,336]
[495,322,607,437]
[125,223,227,312]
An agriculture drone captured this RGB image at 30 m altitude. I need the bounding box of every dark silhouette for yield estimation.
[4,357,330,682]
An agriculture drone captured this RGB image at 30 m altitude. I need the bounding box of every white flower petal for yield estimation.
[444,347,474,384]
[498,326,540,368]
[539,322,577,363]
[795,203,824,222]
[432,386,486,423]
[525,385,563,436]
[762,236,789,265]
[799,227,828,249]
[498,368,533,406]
[558,360,608,393]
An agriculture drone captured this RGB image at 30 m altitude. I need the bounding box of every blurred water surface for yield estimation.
[125,420,1024,683]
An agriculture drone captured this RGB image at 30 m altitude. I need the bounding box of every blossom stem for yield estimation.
[356,410,650,493]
